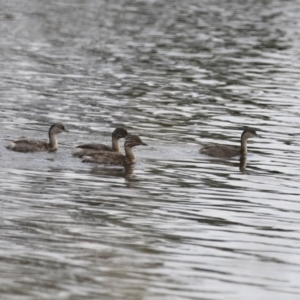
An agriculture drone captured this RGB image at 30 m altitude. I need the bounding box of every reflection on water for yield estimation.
[90,165,134,181]
[1,0,300,299]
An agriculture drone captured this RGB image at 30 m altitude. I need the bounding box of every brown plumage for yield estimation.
[82,135,147,166]
[72,127,128,157]
[6,123,68,153]
[200,128,258,157]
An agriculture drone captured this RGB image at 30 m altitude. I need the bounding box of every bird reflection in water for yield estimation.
[90,165,134,181]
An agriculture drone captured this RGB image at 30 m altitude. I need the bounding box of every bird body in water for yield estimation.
[200,128,258,157]
[6,123,68,153]
[72,127,128,157]
[82,135,147,166]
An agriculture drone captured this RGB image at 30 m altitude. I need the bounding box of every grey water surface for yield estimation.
[1,0,300,299]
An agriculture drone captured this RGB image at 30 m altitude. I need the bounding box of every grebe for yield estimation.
[82,135,147,166]
[72,127,128,157]
[6,123,68,152]
[200,128,257,157]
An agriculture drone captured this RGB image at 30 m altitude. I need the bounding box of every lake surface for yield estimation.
[1,0,300,299]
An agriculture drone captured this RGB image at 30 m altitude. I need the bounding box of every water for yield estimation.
[1,0,300,299]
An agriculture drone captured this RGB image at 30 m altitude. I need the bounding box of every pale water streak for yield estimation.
[1,0,300,299]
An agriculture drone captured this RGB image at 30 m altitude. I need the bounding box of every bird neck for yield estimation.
[240,135,248,155]
[112,136,120,152]
[124,145,136,163]
[49,132,58,150]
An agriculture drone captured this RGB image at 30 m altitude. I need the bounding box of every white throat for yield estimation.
[49,133,58,150]
[125,146,136,163]
[112,137,121,152]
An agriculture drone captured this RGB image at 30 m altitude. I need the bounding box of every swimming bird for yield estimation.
[72,127,128,157]
[6,123,68,152]
[82,134,147,166]
[200,128,258,157]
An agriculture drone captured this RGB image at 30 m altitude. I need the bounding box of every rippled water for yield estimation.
[1,0,300,299]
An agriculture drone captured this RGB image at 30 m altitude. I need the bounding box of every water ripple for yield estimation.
[1,0,300,299]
